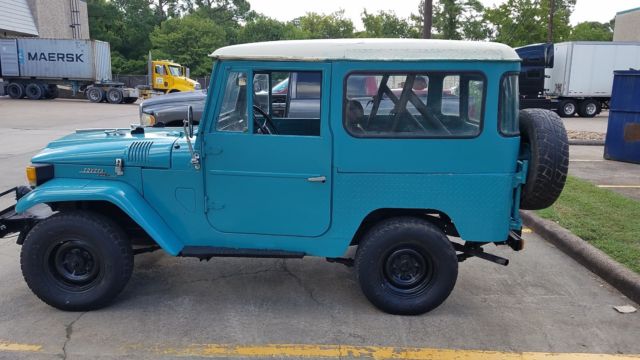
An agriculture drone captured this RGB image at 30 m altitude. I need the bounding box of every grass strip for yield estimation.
[537,176,640,274]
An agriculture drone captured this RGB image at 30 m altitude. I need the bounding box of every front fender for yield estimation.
[16,178,183,255]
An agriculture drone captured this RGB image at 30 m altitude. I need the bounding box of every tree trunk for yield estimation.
[423,0,433,39]
[547,0,555,43]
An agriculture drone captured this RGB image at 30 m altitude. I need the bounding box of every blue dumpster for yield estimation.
[604,70,640,164]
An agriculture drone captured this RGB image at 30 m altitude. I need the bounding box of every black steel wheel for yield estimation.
[107,88,124,104]
[21,211,133,311]
[383,248,434,295]
[7,83,25,99]
[355,217,458,315]
[25,83,44,100]
[86,87,104,103]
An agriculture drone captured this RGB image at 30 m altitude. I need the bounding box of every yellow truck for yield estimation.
[141,56,201,97]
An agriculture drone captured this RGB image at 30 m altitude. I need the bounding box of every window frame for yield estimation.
[498,71,521,137]
[342,70,487,139]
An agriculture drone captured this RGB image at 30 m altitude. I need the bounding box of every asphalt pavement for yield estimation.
[0,98,638,359]
[562,111,640,201]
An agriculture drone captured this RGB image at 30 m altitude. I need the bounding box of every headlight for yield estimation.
[26,164,54,187]
[194,82,201,90]
[140,113,156,126]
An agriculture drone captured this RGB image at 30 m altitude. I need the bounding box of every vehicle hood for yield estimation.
[32,128,183,169]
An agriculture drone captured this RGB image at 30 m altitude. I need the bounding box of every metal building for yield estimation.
[0,0,89,39]
[614,7,640,42]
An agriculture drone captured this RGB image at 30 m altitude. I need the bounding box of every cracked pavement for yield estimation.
[0,98,638,359]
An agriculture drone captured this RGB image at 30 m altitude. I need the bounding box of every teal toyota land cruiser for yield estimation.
[0,39,568,315]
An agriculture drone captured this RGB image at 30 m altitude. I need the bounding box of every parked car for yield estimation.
[139,90,207,127]
[138,77,295,128]
[0,39,568,315]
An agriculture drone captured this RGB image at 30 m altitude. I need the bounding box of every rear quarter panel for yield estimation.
[328,60,521,244]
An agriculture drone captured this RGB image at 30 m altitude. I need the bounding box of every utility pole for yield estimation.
[423,0,433,39]
[547,0,555,43]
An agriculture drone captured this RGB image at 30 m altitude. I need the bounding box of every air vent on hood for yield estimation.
[127,141,154,165]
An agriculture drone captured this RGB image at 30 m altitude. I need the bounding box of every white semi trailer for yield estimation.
[516,41,640,117]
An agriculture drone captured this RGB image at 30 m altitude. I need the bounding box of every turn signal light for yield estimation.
[25,164,54,187]
[26,166,37,187]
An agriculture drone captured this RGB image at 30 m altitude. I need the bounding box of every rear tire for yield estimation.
[25,83,44,100]
[355,217,458,315]
[7,83,25,99]
[519,109,569,210]
[45,84,59,99]
[557,99,577,117]
[578,99,600,118]
[107,88,124,104]
[86,87,104,103]
[20,211,134,311]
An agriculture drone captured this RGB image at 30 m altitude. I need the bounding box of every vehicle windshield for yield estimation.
[168,65,182,76]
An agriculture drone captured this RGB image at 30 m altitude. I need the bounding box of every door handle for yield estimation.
[307,176,326,183]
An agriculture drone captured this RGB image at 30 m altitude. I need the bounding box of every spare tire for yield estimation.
[519,109,569,210]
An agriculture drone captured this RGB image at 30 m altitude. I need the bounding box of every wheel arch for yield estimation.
[16,179,183,255]
[350,208,460,246]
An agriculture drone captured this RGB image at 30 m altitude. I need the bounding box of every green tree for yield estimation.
[150,13,227,76]
[435,0,488,40]
[294,11,354,39]
[360,10,419,38]
[413,0,489,40]
[237,15,302,43]
[87,0,125,49]
[568,21,613,41]
[485,0,576,47]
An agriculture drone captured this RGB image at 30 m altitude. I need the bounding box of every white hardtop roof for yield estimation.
[210,39,520,62]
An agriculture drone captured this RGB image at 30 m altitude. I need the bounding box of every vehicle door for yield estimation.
[153,64,168,91]
[203,63,332,237]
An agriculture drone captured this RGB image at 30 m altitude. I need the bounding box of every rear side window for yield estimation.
[343,72,484,138]
[499,74,520,136]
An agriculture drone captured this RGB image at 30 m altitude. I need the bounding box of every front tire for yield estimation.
[20,211,133,311]
[355,217,458,315]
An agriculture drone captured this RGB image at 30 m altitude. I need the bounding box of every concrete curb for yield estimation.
[521,210,640,305]
[569,139,605,146]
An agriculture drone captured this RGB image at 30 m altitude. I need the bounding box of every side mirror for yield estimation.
[183,105,200,170]
[183,105,194,138]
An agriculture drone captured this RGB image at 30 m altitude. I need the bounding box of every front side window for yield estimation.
[155,65,165,75]
[499,74,520,136]
[252,71,321,136]
[168,65,182,76]
[215,71,248,133]
[344,72,484,138]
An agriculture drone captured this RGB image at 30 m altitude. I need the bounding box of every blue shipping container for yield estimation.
[604,70,640,164]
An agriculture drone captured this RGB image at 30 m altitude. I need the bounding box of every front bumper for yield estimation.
[0,187,38,241]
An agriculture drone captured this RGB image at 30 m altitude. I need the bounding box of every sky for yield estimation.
[247,0,640,30]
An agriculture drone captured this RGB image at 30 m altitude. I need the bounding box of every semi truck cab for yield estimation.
[151,60,200,93]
